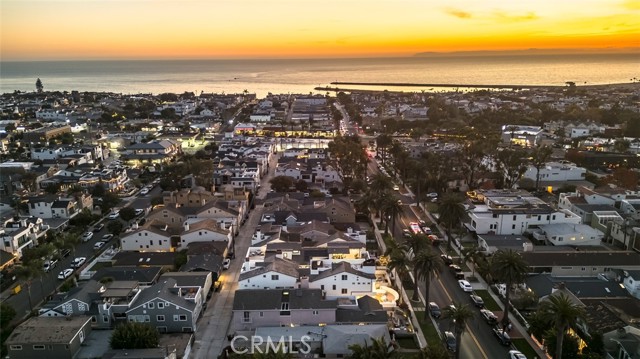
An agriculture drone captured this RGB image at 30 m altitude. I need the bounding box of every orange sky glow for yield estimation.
[1,0,638,60]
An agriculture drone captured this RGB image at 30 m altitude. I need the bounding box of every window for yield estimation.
[91,316,97,323]
[313,310,319,315]
[271,275,279,280]
[148,302,154,309]
[332,285,336,290]
[179,314,187,321]
[512,224,516,230]
[9,345,22,350]
[157,315,165,322]
[513,215,517,220]
[103,315,109,322]
[341,288,348,294]
[158,302,165,309]
[341,275,348,280]
[320,285,324,290]
[259,312,264,317]
[33,345,45,350]
[581,267,586,271]
[552,215,556,220]
[243,311,251,322]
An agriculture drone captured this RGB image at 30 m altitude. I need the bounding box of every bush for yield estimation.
[110,322,159,349]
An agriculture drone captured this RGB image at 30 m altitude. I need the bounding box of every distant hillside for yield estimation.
[414,48,640,57]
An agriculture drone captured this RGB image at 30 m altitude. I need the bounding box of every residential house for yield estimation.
[603,326,640,359]
[160,272,213,304]
[238,257,300,289]
[231,288,337,332]
[120,220,175,252]
[123,140,181,167]
[127,278,203,333]
[5,316,92,359]
[308,262,375,299]
[467,192,580,235]
[533,223,604,246]
[623,270,640,300]
[521,250,640,277]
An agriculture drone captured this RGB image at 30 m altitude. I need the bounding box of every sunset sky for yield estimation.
[1,0,638,60]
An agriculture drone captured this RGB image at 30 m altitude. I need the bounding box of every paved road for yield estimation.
[192,150,279,359]
[366,158,512,359]
[3,181,161,319]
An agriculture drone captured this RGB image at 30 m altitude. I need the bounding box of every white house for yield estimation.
[623,270,640,300]
[238,257,299,289]
[523,162,586,182]
[533,223,604,246]
[467,195,581,235]
[120,222,173,252]
[309,262,375,299]
[179,219,230,249]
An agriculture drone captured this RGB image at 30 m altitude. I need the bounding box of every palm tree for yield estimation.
[413,247,443,319]
[347,336,394,359]
[490,249,530,329]
[437,194,466,250]
[538,293,586,359]
[381,196,402,236]
[402,234,428,301]
[461,245,482,277]
[443,302,475,359]
[14,263,40,313]
[369,173,393,194]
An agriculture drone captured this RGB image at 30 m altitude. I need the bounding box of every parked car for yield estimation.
[480,309,499,325]
[509,350,527,359]
[101,234,114,241]
[108,211,120,220]
[421,226,432,235]
[94,241,106,250]
[81,232,94,242]
[440,255,453,265]
[427,192,438,198]
[393,185,400,191]
[134,209,145,216]
[43,259,57,273]
[450,264,465,279]
[402,229,411,238]
[93,223,105,232]
[492,327,511,346]
[71,257,86,268]
[60,248,71,258]
[140,188,150,196]
[223,258,231,270]
[57,268,74,280]
[470,293,485,308]
[443,331,456,352]
[428,302,441,319]
[458,279,473,292]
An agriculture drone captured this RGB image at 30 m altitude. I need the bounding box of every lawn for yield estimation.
[512,338,541,359]
[473,289,501,311]
[415,310,444,350]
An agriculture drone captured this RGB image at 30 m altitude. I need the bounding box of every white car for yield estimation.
[509,350,527,359]
[94,241,106,250]
[134,209,145,216]
[102,234,114,241]
[71,257,86,268]
[140,188,149,196]
[223,258,231,270]
[393,185,400,191]
[458,279,473,292]
[57,268,74,280]
[43,259,57,272]
[108,211,120,220]
[81,232,94,242]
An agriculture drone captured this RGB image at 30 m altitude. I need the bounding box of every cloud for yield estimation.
[493,11,539,23]
[444,8,472,19]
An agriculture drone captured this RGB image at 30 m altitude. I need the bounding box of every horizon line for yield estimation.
[2,47,638,63]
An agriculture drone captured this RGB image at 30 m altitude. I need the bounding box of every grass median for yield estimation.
[415,310,444,350]
[512,338,540,358]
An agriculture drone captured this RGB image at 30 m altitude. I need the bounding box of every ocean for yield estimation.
[1,53,638,98]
